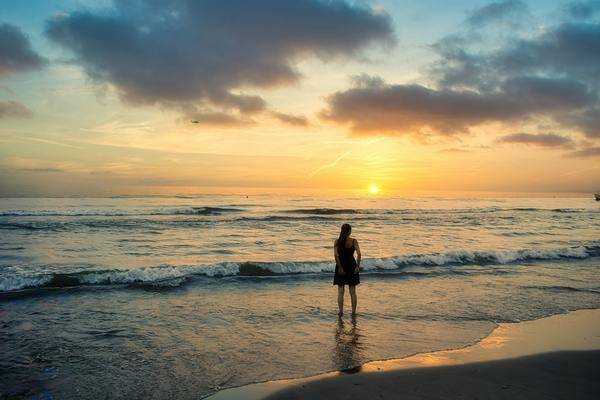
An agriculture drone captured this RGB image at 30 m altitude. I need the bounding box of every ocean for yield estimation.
[1,195,599,399]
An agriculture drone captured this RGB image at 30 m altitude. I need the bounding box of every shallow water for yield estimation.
[1,195,599,398]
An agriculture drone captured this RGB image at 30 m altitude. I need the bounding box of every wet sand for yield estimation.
[208,309,600,400]
[265,350,600,399]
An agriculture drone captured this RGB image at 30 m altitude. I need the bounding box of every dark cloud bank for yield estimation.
[46,0,393,124]
[322,1,600,157]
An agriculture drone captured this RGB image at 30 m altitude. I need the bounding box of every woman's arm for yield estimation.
[354,239,361,273]
[334,240,345,275]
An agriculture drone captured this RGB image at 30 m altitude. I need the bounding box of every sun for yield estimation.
[369,185,380,194]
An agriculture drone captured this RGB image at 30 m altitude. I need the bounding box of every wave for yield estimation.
[174,207,244,215]
[281,208,361,215]
[279,207,597,215]
[2,244,598,295]
[0,206,245,217]
[522,285,600,294]
[0,216,372,232]
[2,206,596,218]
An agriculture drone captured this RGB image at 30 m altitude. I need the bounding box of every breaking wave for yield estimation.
[2,244,598,296]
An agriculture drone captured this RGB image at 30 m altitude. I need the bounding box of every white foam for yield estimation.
[0,244,597,292]
[0,274,51,292]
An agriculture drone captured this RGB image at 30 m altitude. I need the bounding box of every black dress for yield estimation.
[333,239,360,286]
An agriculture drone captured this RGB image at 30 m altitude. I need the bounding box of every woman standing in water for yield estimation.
[333,223,361,316]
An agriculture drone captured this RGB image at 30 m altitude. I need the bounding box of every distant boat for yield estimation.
[595,193,600,201]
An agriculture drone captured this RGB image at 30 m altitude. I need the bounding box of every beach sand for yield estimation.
[208,309,600,400]
[265,351,600,400]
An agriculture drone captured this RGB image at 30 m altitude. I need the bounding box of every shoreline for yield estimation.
[207,309,600,400]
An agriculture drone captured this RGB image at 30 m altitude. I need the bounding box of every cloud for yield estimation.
[431,20,600,139]
[324,12,600,141]
[0,23,46,77]
[0,100,33,118]
[321,75,594,136]
[466,0,528,28]
[431,22,600,92]
[564,107,600,138]
[438,148,472,154]
[564,1,600,19]
[496,133,575,148]
[45,0,393,119]
[492,23,600,84]
[271,111,309,126]
[323,80,512,135]
[565,146,600,157]
[20,168,64,173]
[307,151,350,178]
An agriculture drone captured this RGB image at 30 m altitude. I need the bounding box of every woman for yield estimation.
[333,223,361,316]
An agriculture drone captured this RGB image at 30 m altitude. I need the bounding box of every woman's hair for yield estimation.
[337,223,352,250]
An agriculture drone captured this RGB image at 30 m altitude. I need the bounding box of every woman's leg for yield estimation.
[349,285,357,315]
[337,285,345,315]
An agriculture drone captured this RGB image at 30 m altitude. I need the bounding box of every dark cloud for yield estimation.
[271,111,309,126]
[565,146,600,157]
[325,10,600,141]
[0,100,33,118]
[321,75,594,136]
[496,133,575,148]
[323,79,514,135]
[500,76,595,111]
[466,0,528,28]
[431,20,600,140]
[45,0,393,119]
[0,23,46,77]
[431,22,600,91]
[492,23,600,83]
[564,1,600,19]
[429,35,492,90]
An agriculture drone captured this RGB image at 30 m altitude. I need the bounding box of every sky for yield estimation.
[0,0,599,196]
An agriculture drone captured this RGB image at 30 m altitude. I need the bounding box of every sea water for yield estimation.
[1,195,599,398]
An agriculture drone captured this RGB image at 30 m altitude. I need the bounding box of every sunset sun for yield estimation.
[369,185,380,194]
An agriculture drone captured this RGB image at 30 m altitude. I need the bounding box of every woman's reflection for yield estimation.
[332,315,364,373]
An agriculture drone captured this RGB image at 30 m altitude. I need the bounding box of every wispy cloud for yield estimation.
[83,119,154,136]
[307,151,351,179]
[565,146,600,158]
[19,167,64,173]
[438,147,472,154]
[0,100,32,119]
[22,136,83,149]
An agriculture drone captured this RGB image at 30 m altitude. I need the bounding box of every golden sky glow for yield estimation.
[0,0,599,196]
